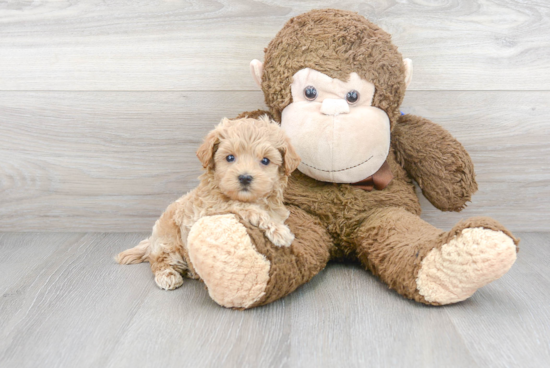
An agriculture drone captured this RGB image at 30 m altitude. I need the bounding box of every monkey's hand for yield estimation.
[392,114,478,212]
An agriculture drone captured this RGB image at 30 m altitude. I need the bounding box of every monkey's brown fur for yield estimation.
[232,9,518,307]
[262,9,406,127]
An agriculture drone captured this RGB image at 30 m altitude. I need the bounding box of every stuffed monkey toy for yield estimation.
[185,9,519,309]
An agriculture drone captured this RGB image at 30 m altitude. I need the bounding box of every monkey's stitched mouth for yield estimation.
[300,156,373,173]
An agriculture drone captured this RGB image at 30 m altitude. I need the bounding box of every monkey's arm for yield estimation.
[391,114,478,212]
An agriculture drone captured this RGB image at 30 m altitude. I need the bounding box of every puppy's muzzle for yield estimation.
[238,174,253,187]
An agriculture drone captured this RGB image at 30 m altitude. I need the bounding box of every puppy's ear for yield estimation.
[281,138,301,176]
[220,117,232,127]
[196,128,221,169]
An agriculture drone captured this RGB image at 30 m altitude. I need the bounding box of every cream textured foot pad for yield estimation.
[187,214,271,309]
[416,228,517,304]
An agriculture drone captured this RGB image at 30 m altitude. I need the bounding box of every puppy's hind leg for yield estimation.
[150,242,186,291]
[148,203,188,290]
[115,238,151,264]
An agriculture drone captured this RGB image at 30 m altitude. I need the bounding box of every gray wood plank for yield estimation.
[0,233,78,295]
[104,278,291,368]
[0,233,152,367]
[444,232,550,368]
[508,233,550,280]
[0,90,548,232]
[106,264,478,368]
[0,232,549,368]
[0,0,549,91]
[287,264,477,368]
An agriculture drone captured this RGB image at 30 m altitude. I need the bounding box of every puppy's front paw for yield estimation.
[266,224,295,247]
[246,212,261,227]
[244,211,268,229]
[154,269,184,290]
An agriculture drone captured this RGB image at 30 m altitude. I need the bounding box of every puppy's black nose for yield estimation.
[238,174,253,186]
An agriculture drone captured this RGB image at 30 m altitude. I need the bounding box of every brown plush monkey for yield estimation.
[187,9,519,308]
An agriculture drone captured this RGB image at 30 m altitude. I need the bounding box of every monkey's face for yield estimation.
[280,68,391,184]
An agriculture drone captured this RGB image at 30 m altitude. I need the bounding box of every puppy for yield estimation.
[115,116,301,290]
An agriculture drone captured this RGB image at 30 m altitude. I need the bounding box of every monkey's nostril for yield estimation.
[238,174,253,186]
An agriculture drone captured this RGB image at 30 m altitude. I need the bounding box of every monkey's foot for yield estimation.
[187,214,271,309]
[416,228,517,304]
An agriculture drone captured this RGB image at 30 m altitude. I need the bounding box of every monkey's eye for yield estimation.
[260,157,270,166]
[304,86,317,101]
[346,90,359,104]
[226,155,235,162]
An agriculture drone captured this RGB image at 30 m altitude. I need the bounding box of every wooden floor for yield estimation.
[0,232,548,368]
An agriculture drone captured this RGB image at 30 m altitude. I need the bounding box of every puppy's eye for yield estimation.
[226,155,235,162]
[304,86,317,101]
[260,158,270,166]
[346,90,359,104]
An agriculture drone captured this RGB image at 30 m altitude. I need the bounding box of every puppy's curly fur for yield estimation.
[115,116,300,290]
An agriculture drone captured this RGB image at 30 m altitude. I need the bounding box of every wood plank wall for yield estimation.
[1,1,549,232]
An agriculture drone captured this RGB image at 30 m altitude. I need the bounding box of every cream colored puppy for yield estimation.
[115,116,301,290]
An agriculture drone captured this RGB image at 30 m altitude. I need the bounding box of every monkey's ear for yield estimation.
[281,138,301,176]
[196,128,221,169]
[250,59,264,88]
[403,58,413,88]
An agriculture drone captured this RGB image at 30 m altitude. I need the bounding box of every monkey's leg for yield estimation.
[187,206,333,309]
[354,207,519,305]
